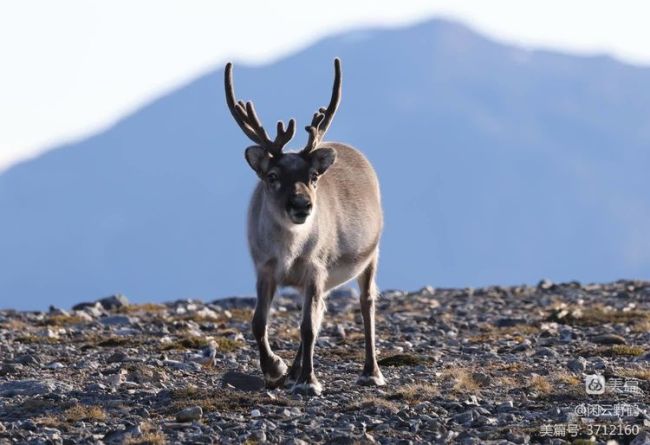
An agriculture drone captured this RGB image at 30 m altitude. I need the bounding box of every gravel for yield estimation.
[0,280,649,443]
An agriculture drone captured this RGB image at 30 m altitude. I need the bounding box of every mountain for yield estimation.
[2,19,650,309]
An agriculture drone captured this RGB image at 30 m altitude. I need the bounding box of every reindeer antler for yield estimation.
[302,58,342,154]
[224,63,295,157]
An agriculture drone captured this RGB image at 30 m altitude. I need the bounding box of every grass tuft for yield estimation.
[64,404,107,423]
[529,375,552,395]
[388,383,438,403]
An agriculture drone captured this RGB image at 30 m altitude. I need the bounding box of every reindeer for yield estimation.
[224,58,385,396]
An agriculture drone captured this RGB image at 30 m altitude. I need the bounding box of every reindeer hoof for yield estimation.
[291,381,322,396]
[357,372,386,387]
[263,358,288,388]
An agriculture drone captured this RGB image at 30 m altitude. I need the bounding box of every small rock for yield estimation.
[285,439,309,445]
[591,334,626,345]
[533,347,558,357]
[176,405,203,423]
[495,317,527,327]
[15,354,40,366]
[452,411,473,425]
[221,371,265,391]
[100,315,135,326]
[0,379,69,396]
[567,356,587,373]
[107,351,129,363]
[249,430,266,442]
[46,362,65,369]
[99,294,129,310]
[251,409,262,417]
[48,306,69,316]
[211,296,256,309]
[512,339,532,352]
[631,432,650,445]
[538,279,555,290]
[496,401,514,413]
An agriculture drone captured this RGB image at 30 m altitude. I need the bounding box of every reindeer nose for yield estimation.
[289,195,312,211]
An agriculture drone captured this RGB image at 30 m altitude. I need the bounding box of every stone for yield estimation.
[0,379,69,396]
[631,432,650,445]
[496,401,514,413]
[452,411,473,425]
[591,334,626,345]
[495,317,526,327]
[100,315,134,326]
[222,371,266,391]
[533,347,558,357]
[567,356,587,373]
[98,294,129,310]
[211,296,256,309]
[176,406,203,423]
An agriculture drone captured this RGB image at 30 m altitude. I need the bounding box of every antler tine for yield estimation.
[224,62,295,156]
[225,63,262,144]
[274,119,296,151]
[303,58,342,153]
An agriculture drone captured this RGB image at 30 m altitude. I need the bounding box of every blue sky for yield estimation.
[1,0,649,172]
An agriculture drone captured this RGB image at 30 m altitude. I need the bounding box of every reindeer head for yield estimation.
[225,59,341,224]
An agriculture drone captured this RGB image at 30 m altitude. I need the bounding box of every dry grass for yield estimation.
[226,308,254,323]
[34,415,61,428]
[492,375,518,390]
[548,304,650,328]
[468,324,541,344]
[0,318,28,330]
[64,405,107,423]
[494,362,525,373]
[553,371,581,386]
[528,375,552,395]
[124,422,167,445]
[630,318,650,334]
[453,370,480,393]
[160,335,242,352]
[616,367,650,380]
[388,383,439,403]
[440,368,480,394]
[40,314,89,326]
[601,345,645,357]
[14,334,62,345]
[117,303,167,314]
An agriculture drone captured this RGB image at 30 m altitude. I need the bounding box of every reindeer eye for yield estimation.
[310,172,319,184]
[267,172,279,183]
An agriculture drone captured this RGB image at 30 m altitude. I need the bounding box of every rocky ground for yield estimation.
[1,280,650,445]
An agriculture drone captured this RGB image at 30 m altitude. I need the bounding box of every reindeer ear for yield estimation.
[245,146,271,175]
[309,147,336,174]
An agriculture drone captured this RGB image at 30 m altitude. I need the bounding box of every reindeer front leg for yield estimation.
[252,262,287,388]
[292,270,326,396]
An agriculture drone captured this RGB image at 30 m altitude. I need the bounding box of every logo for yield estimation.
[585,374,605,395]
